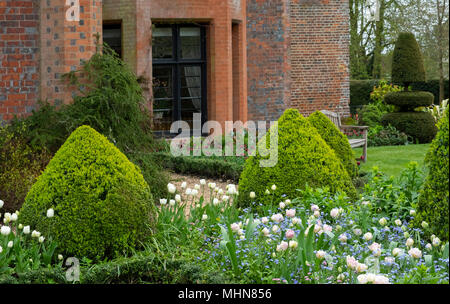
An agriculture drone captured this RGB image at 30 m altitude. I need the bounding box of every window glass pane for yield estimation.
[153,66,174,131]
[103,23,122,58]
[152,27,173,59]
[180,66,201,127]
[180,27,201,59]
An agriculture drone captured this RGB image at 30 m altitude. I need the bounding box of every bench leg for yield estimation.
[362,130,368,162]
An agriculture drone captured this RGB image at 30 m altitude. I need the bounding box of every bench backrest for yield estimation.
[320,110,341,129]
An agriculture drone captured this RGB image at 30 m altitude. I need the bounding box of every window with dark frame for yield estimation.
[103,22,122,58]
[152,24,207,135]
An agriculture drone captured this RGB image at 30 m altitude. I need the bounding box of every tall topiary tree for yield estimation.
[237,109,357,209]
[308,111,359,179]
[415,107,449,241]
[383,32,437,143]
[19,125,156,260]
[391,32,426,87]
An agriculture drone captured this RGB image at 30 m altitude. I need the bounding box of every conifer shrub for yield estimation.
[382,32,437,143]
[391,32,426,86]
[19,126,156,260]
[237,109,357,209]
[308,111,359,179]
[415,107,449,241]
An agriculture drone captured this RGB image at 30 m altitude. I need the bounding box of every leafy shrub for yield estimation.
[350,79,381,114]
[391,32,426,86]
[381,112,437,143]
[367,125,410,147]
[384,91,434,110]
[370,80,404,106]
[237,109,357,209]
[422,99,449,123]
[12,45,168,200]
[410,80,449,104]
[80,253,228,284]
[0,122,52,212]
[308,111,359,179]
[415,107,449,241]
[152,152,244,182]
[357,103,387,128]
[19,126,156,260]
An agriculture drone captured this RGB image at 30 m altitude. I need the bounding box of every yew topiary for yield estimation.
[308,111,359,179]
[415,107,449,241]
[391,32,426,86]
[19,125,156,260]
[237,109,357,209]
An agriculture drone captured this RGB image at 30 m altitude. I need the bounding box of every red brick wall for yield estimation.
[247,0,350,121]
[290,0,350,117]
[0,0,39,121]
[246,0,291,122]
[40,0,102,106]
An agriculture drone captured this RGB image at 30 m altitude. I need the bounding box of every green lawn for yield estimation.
[353,144,430,177]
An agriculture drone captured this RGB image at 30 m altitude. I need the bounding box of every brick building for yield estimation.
[0,0,350,133]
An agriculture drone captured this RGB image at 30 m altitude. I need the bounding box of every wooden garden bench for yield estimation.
[320,110,369,162]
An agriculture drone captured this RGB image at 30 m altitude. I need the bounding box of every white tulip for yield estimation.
[213,198,220,206]
[200,179,206,185]
[167,183,176,194]
[7,241,13,248]
[353,228,362,236]
[409,209,416,216]
[194,184,200,190]
[58,254,63,261]
[262,227,270,236]
[339,234,348,243]
[181,182,187,189]
[221,195,230,202]
[159,199,167,205]
[46,208,54,218]
[31,230,41,238]
[432,237,441,247]
[363,232,373,241]
[261,217,269,224]
[313,210,320,218]
[10,213,18,222]
[425,243,432,250]
[421,221,429,229]
[0,246,2,253]
[0,199,4,208]
[39,236,45,243]
[202,214,208,221]
[405,238,414,247]
[1,225,11,236]
[271,184,277,191]
[175,194,181,202]
[378,217,387,226]
[169,200,176,206]
[231,223,240,233]
[392,248,402,257]
[191,189,198,196]
[249,192,256,199]
[394,219,402,226]
[23,226,30,234]
[330,208,340,218]
[272,225,279,233]
[316,250,326,259]
[289,240,298,249]
[279,202,286,209]
[408,247,422,259]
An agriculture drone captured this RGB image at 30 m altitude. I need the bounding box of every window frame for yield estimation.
[152,23,207,137]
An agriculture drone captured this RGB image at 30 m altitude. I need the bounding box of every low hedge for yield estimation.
[384,91,434,109]
[350,79,449,113]
[0,268,67,284]
[350,79,381,114]
[152,152,244,182]
[381,111,437,143]
[80,254,229,284]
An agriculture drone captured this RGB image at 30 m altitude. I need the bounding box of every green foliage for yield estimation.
[0,268,67,284]
[152,152,244,182]
[384,91,434,110]
[80,254,228,284]
[391,32,426,86]
[237,109,357,209]
[0,122,52,212]
[367,125,410,147]
[416,107,449,241]
[350,79,381,114]
[19,126,156,260]
[11,44,169,199]
[358,103,387,128]
[362,163,424,222]
[370,80,404,105]
[411,80,449,104]
[381,111,437,143]
[308,111,359,179]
